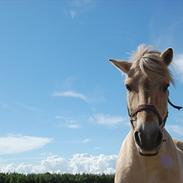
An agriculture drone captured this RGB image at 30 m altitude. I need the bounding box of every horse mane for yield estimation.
[130,44,174,84]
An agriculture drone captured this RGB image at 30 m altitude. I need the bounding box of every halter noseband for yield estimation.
[128,104,167,129]
[128,96,182,129]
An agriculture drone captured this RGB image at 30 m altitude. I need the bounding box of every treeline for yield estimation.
[0,173,114,183]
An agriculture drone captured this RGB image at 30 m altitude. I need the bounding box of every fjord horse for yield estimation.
[110,45,183,183]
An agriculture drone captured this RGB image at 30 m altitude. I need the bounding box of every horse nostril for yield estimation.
[134,130,163,151]
[134,131,142,147]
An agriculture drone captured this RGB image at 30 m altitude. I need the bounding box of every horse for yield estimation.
[110,45,183,183]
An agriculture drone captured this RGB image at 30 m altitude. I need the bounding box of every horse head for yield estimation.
[110,45,174,156]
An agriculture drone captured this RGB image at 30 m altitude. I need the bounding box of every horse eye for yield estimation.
[163,84,169,92]
[125,84,132,91]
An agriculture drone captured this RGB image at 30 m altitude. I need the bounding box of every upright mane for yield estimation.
[111,45,183,183]
[130,44,174,83]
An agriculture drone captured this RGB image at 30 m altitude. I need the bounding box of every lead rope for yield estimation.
[168,98,183,110]
[167,90,182,110]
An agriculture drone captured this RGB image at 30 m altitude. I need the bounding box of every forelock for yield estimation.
[129,44,174,83]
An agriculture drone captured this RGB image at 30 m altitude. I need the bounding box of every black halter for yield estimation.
[127,92,182,157]
[128,95,182,129]
[128,104,168,130]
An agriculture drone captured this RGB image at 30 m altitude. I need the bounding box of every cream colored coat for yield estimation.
[111,45,183,183]
[115,130,183,183]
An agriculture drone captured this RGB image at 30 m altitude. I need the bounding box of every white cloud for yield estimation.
[55,116,82,129]
[52,90,87,102]
[0,153,117,174]
[90,113,125,126]
[64,120,81,129]
[67,0,93,18]
[69,153,116,174]
[65,123,81,129]
[69,9,77,19]
[39,155,67,173]
[71,0,92,7]
[0,135,52,155]
[173,54,183,82]
[82,138,92,143]
[16,102,43,112]
[55,115,65,119]
[63,138,92,144]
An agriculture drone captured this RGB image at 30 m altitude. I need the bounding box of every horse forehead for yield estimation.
[139,76,160,85]
[128,64,170,84]
[127,72,162,86]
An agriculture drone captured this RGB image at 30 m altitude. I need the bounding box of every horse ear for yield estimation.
[160,48,173,66]
[109,59,132,73]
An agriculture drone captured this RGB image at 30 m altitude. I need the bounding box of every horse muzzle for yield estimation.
[134,128,163,156]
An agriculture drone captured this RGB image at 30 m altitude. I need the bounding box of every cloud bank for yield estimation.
[0,153,117,174]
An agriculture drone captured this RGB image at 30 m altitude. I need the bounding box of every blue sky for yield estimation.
[0,0,183,174]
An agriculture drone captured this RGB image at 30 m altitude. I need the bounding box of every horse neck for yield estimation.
[161,129,177,154]
[153,129,180,160]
